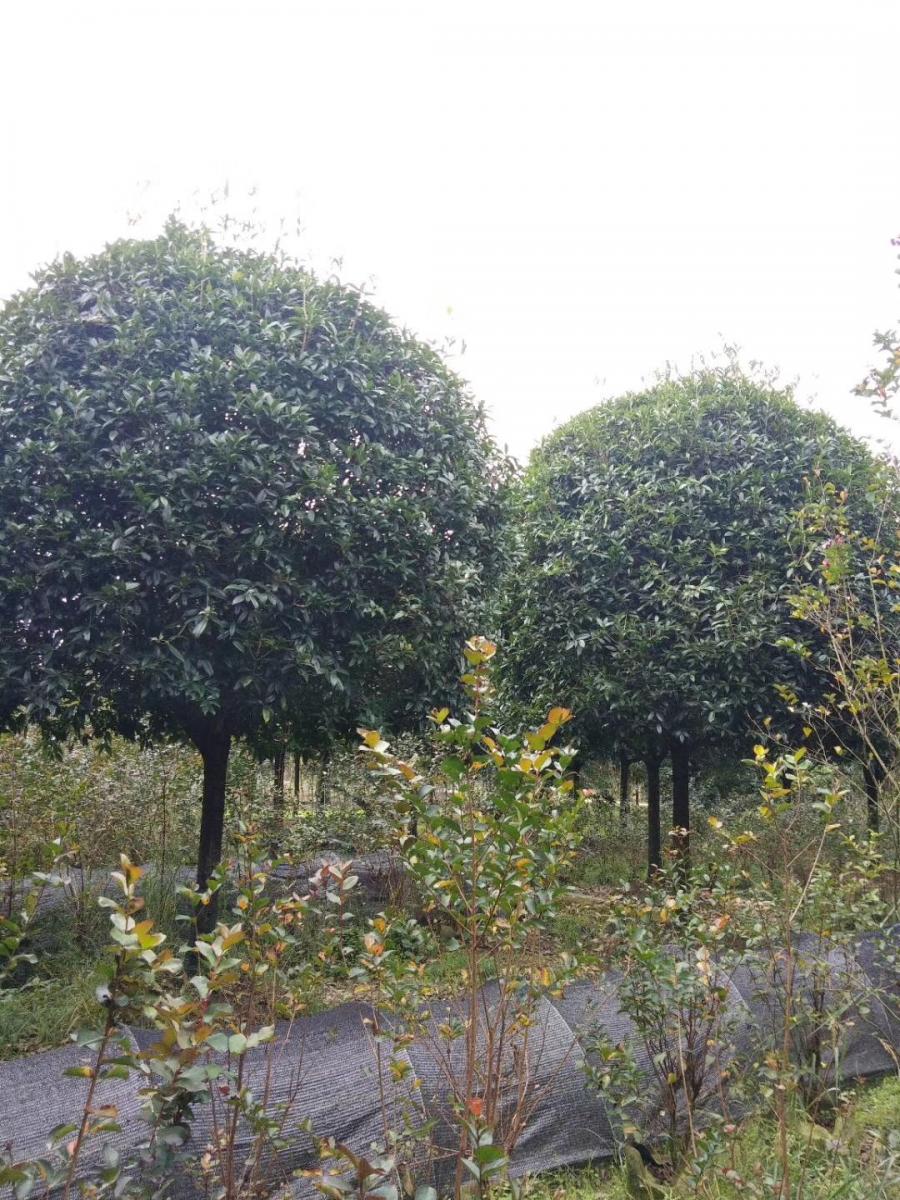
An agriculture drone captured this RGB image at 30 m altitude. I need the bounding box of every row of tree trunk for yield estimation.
[611,746,688,877]
[625,742,882,881]
[196,737,332,933]
[272,749,330,808]
[194,731,886,933]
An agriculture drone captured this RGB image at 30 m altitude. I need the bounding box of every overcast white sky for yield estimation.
[2,0,898,462]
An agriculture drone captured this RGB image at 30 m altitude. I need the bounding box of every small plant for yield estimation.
[701,747,891,1198]
[308,858,361,976]
[1,833,77,987]
[589,861,743,1164]
[353,637,583,1198]
[0,855,180,1200]
[0,826,328,1200]
[786,469,900,901]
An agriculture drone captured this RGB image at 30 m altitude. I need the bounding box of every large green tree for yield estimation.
[497,367,878,870]
[0,220,509,912]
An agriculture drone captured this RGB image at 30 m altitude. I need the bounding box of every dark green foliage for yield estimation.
[0,220,510,888]
[497,366,879,841]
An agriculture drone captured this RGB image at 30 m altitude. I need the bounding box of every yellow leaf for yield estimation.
[119,855,144,887]
[475,637,497,659]
[463,636,497,664]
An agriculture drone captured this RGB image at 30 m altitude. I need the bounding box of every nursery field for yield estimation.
[1,696,899,1200]
[2,222,900,1200]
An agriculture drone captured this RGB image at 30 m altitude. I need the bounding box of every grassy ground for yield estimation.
[510,1079,900,1200]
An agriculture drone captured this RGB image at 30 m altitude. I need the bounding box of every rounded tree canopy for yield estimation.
[0,219,511,749]
[497,366,880,761]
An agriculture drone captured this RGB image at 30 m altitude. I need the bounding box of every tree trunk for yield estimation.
[316,751,329,808]
[569,753,582,797]
[670,739,690,864]
[293,752,301,798]
[273,744,286,814]
[619,755,630,821]
[646,753,662,877]
[863,763,880,834]
[196,729,231,934]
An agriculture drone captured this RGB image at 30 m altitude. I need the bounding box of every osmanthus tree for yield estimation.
[0,219,511,918]
[496,366,878,870]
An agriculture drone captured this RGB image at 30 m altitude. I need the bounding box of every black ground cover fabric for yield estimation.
[1,928,897,1198]
[12,852,399,927]
[0,1033,145,1174]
